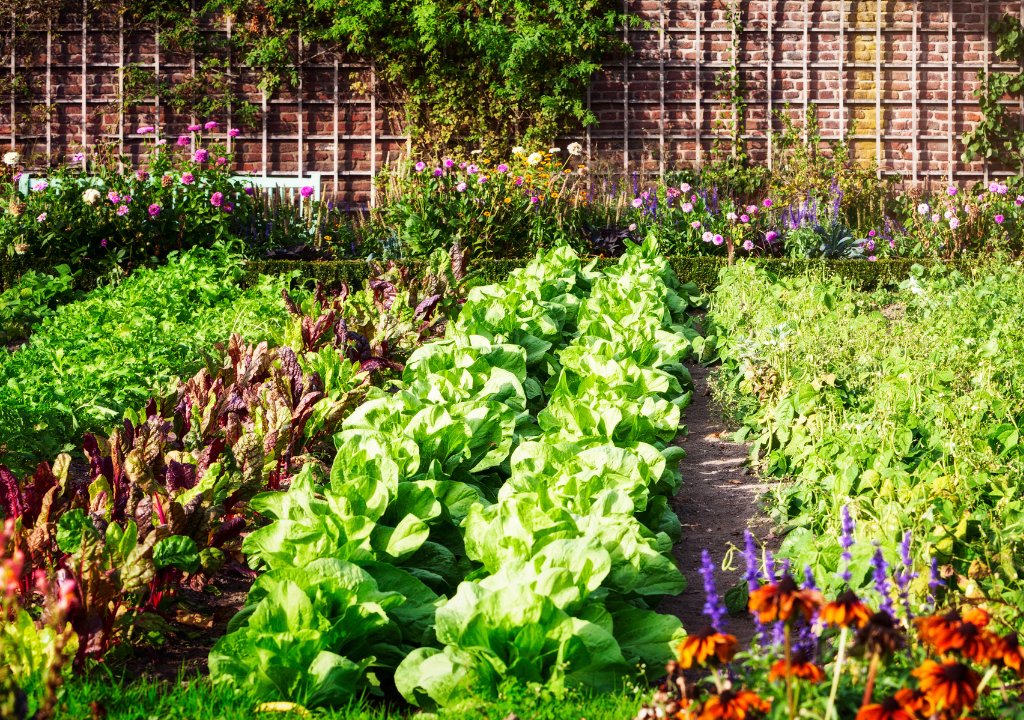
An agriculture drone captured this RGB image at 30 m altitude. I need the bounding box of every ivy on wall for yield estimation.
[962,14,1024,168]
[3,0,631,153]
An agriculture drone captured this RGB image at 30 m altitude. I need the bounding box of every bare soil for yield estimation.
[658,358,779,649]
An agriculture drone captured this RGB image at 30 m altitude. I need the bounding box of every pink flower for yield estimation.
[181,172,195,185]
[1016,195,1024,206]
[116,205,129,216]
[681,202,693,212]
[300,186,314,198]
[36,212,46,222]
[194,149,209,163]
[204,121,218,130]
[188,124,202,132]
[228,128,241,137]
[137,126,155,134]
[107,191,120,204]
[931,213,940,223]
[415,161,426,172]
[868,229,876,237]
[148,204,161,217]
[763,198,773,208]
[215,157,227,166]
[136,170,149,181]
[443,158,455,168]
[530,196,539,204]
[515,177,524,186]
[32,180,48,192]
[740,214,750,223]
[467,164,478,174]
[746,205,757,213]
[690,220,701,229]
[868,255,877,261]
[949,217,960,229]
[629,223,637,231]
[631,198,643,208]
[72,152,85,162]
[456,182,467,192]
[210,192,224,207]
[702,231,713,242]
[712,234,724,245]
[478,175,488,184]
[666,187,681,199]
[680,183,691,192]
[224,203,233,212]
[177,135,190,146]
[765,231,778,242]
[999,183,1009,195]
[433,168,443,177]
[458,162,467,169]
[156,138,167,146]
[496,164,508,173]
[742,239,754,251]
[244,187,254,196]
[995,214,1005,224]
[989,182,1000,193]
[121,195,132,204]
[947,186,958,196]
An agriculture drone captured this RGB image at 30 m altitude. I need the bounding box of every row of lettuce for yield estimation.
[702,261,1024,624]
[206,240,704,707]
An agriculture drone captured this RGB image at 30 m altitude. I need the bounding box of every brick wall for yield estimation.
[1,1,1020,201]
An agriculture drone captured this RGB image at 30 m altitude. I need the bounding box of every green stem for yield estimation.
[825,626,849,720]
[785,624,794,720]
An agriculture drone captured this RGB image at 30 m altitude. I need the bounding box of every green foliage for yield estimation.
[963,14,1024,166]
[0,264,84,343]
[0,244,292,473]
[706,260,1024,623]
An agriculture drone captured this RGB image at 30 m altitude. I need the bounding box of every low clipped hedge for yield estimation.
[0,253,974,295]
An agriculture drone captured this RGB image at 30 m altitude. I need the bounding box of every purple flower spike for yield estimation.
[700,549,728,632]
[765,551,777,583]
[871,544,895,616]
[839,505,855,583]
[803,565,817,590]
[895,530,919,621]
[743,530,760,591]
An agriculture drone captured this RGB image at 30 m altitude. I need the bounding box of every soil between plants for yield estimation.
[657,349,779,649]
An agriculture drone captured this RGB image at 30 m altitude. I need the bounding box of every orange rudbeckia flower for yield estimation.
[697,690,770,720]
[748,575,824,624]
[677,626,738,668]
[893,688,933,717]
[912,659,981,715]
[915,609,961,647]
[991,632,1024,677]
[932,608,995,662]
[855,694,915,720]
[768,650,825,683]
[820,589,873,628]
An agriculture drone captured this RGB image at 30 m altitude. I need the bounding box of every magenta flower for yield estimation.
[478,175,487,184]
[496,163,508,173]
[702,231,713,242]
[868,229,876,237]
[204,121,218,130]
[224,203,233,212]
[949,217,960,229]
[216,157,227,166]
[742,239,754,251]
[177,135,191,147]
[300,186,314,198]
[989,181,1000,193]
[666,187,681,199]
[244,187,254,196]
[194,149,209,163]
[690,220,701,229]
[156,139,167,146]
[121,195,132,204]
[467,164,478,174]
[433,168,443,177]
[515,177,524,186]
[763,198,773,208]
[116,205,129,216]
[765,231,778,242]
[869,255,877,261]
[210,192,224,207]
[107,191,120,204]
[137,126,155,134]
[530,196,539,204]
[101,239,107,247]
[1017,195,1024,206]
[228,128,241,137]
[681,202,693,212]
[947,186,958,196]
[32,180,48,192]
[740,214,750,223]
[148,204,161,217]
[456,182,467,192]
[415,161,426,172]
[181,172,195,185]
[72,152,85,162]
[136,170,149,181]
[188,124,201,132]
[995,214,1005,224]
[443,158,455,168]
[631,198,643,208]
[713,234,724,245]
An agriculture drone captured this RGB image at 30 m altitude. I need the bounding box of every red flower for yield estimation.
[747,575,823,624]
[820,589,872,628]
[990,632,1024,678]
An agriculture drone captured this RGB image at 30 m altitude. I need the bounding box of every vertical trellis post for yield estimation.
[10,14,15,151]
[875,0,881,178]
[912,0,917,184]
[983,0,989,184]
[586,83,592,174]
[154,26,161,140]
[81,0,87,152]
[947,0,953,183]
[838,0,844,145]
[622,0,629,174]
[46,19,51,163]
[695,0,702,167]
[802,0,809,143]
[732,1,739,157]
[370,60,377,207]
[118,11,124,174]
[261,86,268,177]
[190,0,196,153]
[767,0,774,168]
[226,15,232,155]
[333,57,339,194]
[297,34,303,179]
[659,0,665,177]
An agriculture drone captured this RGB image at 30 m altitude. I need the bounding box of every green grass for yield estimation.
[53,676,644,720]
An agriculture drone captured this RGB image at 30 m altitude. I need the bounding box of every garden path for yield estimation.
[657,346,779,649]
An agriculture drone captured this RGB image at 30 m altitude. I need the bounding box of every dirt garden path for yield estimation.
[657,342,779,649]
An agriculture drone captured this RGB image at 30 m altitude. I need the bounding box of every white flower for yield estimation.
[680,183,691,193]
[470,149,482,155]
[512,146,525,155]
[526,152,543,166]
[726,212,738,222]
[917,203,929,215]
[567,142,583,156]
[36,212,46,222]
[3,151,19,166]
[83,188,101,205]
[549,147,561,153]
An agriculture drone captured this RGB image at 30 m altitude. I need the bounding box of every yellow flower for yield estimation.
[323,235,333,242]
[482,159,491,164]
[504,197,511,203]
[564,168,571,174]
[550,192,558,198]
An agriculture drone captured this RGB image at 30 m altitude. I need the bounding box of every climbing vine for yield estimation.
[962,14,1024,168]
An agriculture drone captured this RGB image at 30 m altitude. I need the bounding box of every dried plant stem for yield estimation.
[784,624,795,720]
[825,626,849,720]
[861,651,881,708]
